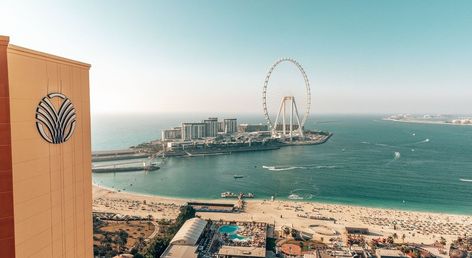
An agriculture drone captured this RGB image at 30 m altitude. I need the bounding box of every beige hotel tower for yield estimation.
[0,36,93,257]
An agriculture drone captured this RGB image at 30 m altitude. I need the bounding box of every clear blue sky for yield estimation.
[2,0,471,114]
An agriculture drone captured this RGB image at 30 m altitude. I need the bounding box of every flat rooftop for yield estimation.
[376,249,407,258]
[218,246,266,258]
[161,245,198,258]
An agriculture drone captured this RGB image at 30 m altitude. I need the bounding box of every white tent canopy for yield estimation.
[170,218,207,246]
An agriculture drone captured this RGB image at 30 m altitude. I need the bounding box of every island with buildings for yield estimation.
[157,116,332,157]
[91,116,332,173]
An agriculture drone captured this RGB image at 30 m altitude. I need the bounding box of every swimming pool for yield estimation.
[218,225,249,241]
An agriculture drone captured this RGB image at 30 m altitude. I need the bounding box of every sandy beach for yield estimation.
[93,184,471,246]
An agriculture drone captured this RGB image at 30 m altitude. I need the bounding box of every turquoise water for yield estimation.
[219,225,247,240]
[92,114,472,215]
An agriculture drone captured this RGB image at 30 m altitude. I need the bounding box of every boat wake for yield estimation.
[262,165,337,171]
[415,138,430,144]
[361,138,430,150]
[288,188,316,200]
[361,141,397,148]
[459,178,472,182]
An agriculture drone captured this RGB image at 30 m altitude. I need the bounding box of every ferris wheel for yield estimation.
[262,58,311,139]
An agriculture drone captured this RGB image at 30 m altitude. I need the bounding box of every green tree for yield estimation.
[117,230,129,251]
[134,253,144,258]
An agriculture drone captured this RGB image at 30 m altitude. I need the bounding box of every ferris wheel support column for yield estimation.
[293,98,304,137]
[273,97,285,137]
[290,97,294,142]
[282,100,286,136]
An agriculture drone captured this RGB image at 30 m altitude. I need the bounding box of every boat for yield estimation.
[233,175,245,179]
[220,192,255,198]
[144,162,160,171]
[240,192,255,198]
[221,192,238,198]
[288,194,304,200]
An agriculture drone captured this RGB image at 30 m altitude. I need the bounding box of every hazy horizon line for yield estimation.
[91,111,472,116]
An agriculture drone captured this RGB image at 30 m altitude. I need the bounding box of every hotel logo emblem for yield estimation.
[35,93,77,144]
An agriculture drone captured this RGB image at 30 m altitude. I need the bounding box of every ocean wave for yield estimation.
[376,143,389,147]
[262,165,337,171]
[362,141,397,148]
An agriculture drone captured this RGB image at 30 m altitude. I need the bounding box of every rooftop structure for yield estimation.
[161,218,208,258]
[375,249,407,258]
[161,245,198,258]
[218,246,266,258]
[170,218,208,245]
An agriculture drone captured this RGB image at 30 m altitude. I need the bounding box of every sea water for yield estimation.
[92,114,472,215]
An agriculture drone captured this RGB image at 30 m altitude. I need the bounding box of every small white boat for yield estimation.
[288,194,303,200]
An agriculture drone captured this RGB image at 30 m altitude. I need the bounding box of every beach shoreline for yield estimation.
[383,118,472,126]
[92,184,471,246]
[93,182,471,216]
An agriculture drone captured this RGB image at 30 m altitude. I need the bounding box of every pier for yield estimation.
[92,162,159,173]
[92,149,150,162]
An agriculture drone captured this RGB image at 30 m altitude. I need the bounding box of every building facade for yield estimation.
[203,117,218,137]
[162,127,182,140]
[223,118,237,134]
[217,121,225,132]
[181,122,206,140]
[0,36,92,258]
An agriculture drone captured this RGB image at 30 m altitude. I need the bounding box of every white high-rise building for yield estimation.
[223,118,238,134]
[162,127,182,140]
[203,117,219,137]
[181,123,206,140]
